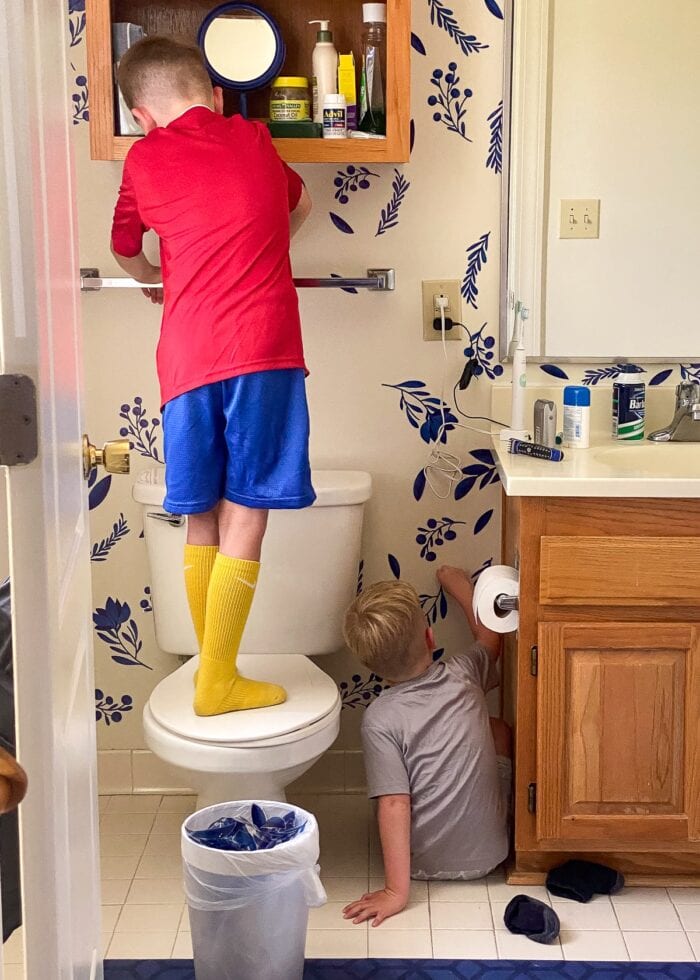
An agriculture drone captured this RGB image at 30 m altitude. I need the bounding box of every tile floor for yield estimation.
[3,792,700,973]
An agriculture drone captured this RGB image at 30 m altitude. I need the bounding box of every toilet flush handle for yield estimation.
[146,511,186,528]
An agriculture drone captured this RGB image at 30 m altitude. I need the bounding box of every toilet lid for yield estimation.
[149,654,341,744]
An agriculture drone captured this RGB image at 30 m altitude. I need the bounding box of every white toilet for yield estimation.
[133,468,372,807]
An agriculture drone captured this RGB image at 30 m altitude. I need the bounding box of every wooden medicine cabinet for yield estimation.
[86,0,411,163]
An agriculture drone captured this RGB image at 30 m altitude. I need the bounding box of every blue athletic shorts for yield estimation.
[162,369,315,514]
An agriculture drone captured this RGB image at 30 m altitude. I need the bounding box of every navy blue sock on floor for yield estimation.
[503,894,560,944]
[546,859,625,903]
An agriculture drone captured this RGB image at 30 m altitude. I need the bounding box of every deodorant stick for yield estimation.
[563,385,591,449]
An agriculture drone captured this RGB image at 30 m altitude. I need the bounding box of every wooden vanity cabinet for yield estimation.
[503,495,700,884]
[85,0,410,163]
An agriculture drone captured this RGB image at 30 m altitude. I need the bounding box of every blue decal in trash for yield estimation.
[188,806,307,851]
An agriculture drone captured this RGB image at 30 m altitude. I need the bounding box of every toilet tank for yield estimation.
[133,468,372,657]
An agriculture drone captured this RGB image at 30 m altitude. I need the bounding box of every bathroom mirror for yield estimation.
[501,0,700,362]
[198,2,285,116]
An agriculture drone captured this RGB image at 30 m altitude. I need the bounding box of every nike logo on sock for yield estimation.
[236,577,256,589]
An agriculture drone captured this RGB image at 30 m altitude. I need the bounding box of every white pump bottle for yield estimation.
[309,19,338,123]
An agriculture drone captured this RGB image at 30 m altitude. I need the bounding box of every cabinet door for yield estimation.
[537,622,700,849]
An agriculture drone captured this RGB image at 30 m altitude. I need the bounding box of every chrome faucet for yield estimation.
[648,382,700,442]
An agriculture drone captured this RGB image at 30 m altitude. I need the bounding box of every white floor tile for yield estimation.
[126,877,184,905]
[367,928,432,958]
[151,812,188,835]
[100,834,148,858]
[2,928,24,964]
[369,877,428,903]
[668,887,700,906]
[321,877,369,902]
[116,904,184,933]
[432,929,498,958]
[560,929,629,961]
[100,907,121,933]
[135,852,184,879]
[100,930,114,959]
[108,931,177,959]
[308,902,363,930]
[430,901,493,930]
[179,907,191,932]
[488,881,551,904]
[675,905,700,931]
[99,796,112,813]
[378,902,430,930]
[687,932,700,960]
[101,879,131,905]
[142,834,182,857]
[159,795,197,813]
[320,849,369,877]
[3,964,26,980]
[171,932,194,958]
[305,928,368,958]
[612,887,671,905]
[614,902,682,932]
[101,812,156,836]
[429,879,489,902]
[495,930,563,960]
[100,853,141,880]
[108,795,162,813]
[551,897,619,930]
[623,930,694,962]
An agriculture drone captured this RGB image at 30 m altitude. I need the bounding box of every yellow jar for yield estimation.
[270,77,311,122]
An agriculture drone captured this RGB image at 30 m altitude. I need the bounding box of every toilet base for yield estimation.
[191,772,290,809]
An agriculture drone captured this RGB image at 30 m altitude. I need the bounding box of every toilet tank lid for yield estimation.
[133,467,372,507]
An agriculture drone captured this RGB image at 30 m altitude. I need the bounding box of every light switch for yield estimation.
[559,199,600,239]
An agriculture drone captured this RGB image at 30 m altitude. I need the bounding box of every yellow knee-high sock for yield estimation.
[184,544,219,650]
[193,554,286,716]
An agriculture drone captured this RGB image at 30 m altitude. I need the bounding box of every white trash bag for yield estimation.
[181,801,326,980]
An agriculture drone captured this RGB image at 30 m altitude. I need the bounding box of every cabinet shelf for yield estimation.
[86,0,410,163]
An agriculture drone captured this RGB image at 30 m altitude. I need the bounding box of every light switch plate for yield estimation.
[421,280,461,341]
[559,199,600,239]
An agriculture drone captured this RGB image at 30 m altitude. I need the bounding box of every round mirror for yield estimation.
[198,3,285,100]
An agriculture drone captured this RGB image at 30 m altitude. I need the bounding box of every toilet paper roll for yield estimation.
[472,565,520,633]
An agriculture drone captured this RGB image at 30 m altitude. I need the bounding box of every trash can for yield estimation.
[182,800,326,980]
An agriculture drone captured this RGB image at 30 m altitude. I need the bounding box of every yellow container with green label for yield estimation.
[270,77,311,122]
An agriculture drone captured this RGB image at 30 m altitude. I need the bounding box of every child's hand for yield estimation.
[342,887,408,927]
[437,565,472,598]
[136,265,163,305]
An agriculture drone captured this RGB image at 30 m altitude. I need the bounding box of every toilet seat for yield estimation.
[149,654,340,745]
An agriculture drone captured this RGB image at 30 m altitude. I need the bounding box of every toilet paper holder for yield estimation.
[494,594,519,612]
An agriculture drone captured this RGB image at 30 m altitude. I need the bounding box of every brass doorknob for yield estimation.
[82,435,130,481]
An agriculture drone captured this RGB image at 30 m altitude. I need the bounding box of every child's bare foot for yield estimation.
[437,565,472,598]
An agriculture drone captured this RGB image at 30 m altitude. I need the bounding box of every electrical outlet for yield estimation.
[421,280,461,341]
[559,199,600,239]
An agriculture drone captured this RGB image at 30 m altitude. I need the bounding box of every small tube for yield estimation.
[508,439,564,462]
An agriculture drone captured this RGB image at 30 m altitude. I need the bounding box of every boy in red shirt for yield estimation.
[111,36,313,716]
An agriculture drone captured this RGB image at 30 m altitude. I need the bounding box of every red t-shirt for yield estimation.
[111,107,306,406]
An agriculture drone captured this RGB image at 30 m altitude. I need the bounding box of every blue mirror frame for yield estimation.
[198,2,286,117]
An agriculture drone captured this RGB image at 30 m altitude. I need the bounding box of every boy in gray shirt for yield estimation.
[342,566,511,927]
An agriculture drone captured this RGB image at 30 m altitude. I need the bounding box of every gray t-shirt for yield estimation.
[362,644,509,879]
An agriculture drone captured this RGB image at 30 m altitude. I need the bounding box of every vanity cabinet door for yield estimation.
[536,622,700,850]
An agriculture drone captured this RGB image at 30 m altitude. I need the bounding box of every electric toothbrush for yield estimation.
[500,300,531,442]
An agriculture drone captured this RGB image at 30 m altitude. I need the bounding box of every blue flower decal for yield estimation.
[119,397,161,461]
[463,323,504,381]
[140,586,153,612]
[420,584,448,625]
[69,3,86,47]
[93,597,152,670]
[486,101,503,174]
[376,170,411,236]
[91,513,130,562]
[333,166,380,205]
[428,0,489,56]
[340,674,388,709]
[71,65,89,124]
[416,517,465,561]
[383,380,458,444]
[462,232,490,308]
[428,64,473,142]
[681,364,700,384]
[95,690,134,726]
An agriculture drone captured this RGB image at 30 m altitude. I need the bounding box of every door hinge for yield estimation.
[0,375,38,466]
[530,645,538,676]
[527,782,537,814]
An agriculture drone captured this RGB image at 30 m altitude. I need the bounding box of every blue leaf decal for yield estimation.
[470,448,496,464]
[413,469,427,501]
[329,273,358,295]
[111,657,141,667]
[474,509,494,535]
[411,33,426,55]
[484,0,504,18]
[410,118,415,154]
[485,101,503,174]
[388,554,401,579]
[427,0,489,55]
[540,364,570,381]
[376,170,411,236]
[455,477,477,500]
[462,234,490,308]
[329,212,354,235]
[432,647,445,662]
[88,474,112,511]
[649,369,673,386]
[397,380,427,388]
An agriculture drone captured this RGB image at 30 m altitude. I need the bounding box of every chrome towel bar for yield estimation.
[80,267,395,292]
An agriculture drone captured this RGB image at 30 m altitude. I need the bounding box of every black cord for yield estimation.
[452,382,509,428]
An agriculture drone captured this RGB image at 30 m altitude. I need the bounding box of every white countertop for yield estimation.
[490,384,700,498]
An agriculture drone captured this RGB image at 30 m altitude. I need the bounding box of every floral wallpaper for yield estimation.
[67,0,691,773]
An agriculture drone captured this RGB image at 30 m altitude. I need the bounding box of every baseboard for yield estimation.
[97,748,367,796]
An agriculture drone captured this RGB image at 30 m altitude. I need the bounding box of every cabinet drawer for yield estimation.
[540,536,700,606]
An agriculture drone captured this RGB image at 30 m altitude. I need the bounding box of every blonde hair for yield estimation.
[343,580,426,680]
[117,36,212,110]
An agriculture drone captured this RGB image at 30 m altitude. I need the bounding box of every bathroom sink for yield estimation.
[593,442,700,477]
